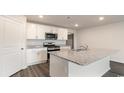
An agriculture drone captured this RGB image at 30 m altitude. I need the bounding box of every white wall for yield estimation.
[77,22,124,63]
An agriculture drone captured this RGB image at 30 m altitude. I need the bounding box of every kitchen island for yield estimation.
[49,49,117,77]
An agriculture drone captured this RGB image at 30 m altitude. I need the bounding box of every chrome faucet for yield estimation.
[80,44,88,50]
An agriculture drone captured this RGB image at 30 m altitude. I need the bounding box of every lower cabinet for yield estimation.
[50,54,68,77]
[58,28,68,40]
[27,48,47,66]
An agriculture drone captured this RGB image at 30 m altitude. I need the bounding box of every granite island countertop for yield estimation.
[49,48,117,66]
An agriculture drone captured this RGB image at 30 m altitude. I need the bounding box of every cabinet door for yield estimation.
[35,49,43,62]
[37,25,45,39]
[58,28,63,40]
[31,49,39,62]
[34,48,47,62]
[58,28,68,40]
[43,25,52,33]
[51,27,58,34]
[27,49,38,64]
[62,29,68,40]
[27,23,37,39]
[26,49,32,64]
[27,48,47,65]
[40,48,47,61]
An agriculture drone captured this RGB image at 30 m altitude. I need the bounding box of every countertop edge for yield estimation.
[50,53,88,66]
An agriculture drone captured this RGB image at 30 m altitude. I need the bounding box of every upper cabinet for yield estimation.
[40,25,52,33]
[37,24,46,39]
[26,22,68,40]
[51,27,59,34]
[27,23,46,39]
[27,23,37,39]
[58,28,68,40]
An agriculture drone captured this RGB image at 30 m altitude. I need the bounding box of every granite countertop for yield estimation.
[49,48,117,66]
[27,45,70,49]
[27,45,45,49]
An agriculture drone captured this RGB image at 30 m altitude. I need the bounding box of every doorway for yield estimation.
[66,34,74,49]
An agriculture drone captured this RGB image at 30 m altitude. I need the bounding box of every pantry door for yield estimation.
[0,16,26,76]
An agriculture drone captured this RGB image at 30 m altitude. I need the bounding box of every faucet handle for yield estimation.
[80,44,88,50]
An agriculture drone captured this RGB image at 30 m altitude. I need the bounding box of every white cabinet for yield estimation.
[27,23,52,39]
[58,28,68,40]
[58,29,63,40]
[51,27,58,34]
[43,25,52,33]
[62,29,68,40]
[37,25,46,39]
[27,48,47,66]
[27,22,68,40]
[27,23,37,39]
[27,23,46,39]
[37,25,58,39]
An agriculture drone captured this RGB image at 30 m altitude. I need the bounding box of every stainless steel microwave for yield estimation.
[45,33,58,40]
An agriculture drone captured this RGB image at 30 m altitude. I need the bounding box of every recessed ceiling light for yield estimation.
[39,15,44,18]
[75,24,79,27]
[99,17,104,21]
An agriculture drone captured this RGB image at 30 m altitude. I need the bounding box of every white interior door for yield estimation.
[0,16,25,76]
[0,17,4,76]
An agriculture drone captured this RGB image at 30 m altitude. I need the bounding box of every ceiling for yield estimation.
[26,15,124,30]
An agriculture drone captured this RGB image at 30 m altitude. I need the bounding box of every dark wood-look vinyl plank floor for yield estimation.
[11,62,124,77]
[11,63,49,77]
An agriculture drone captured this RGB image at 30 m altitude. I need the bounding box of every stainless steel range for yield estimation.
[43,42,60,60]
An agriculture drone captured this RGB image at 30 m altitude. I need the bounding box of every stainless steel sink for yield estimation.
[72,49,84,52]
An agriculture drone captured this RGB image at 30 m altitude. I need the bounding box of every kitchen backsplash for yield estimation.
[27,39,66,46]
